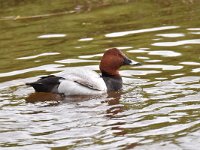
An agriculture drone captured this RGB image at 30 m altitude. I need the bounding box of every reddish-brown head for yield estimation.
[100,48,140,76]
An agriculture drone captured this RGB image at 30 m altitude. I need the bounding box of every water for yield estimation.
[0,0,200,149]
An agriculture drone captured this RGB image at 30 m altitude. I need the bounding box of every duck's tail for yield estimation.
[26,75,64,93]
[26,82,46,92]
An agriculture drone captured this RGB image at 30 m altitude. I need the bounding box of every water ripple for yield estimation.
[148,50,181,57]
[152,39,200,47]
[137,120,200,136]
[37,34,66,39]
[55,59,98,64]
[172,76,200,84]
[105,26,179,38]
[180,62,200,66]
[78,38,93,42]
[192,68,200,73]
[156,33,185,38]
[135,64,183,70]
[0,64,63,78]
[190,32,200,35]
[120,70,161,76]
[1,1,200,149]
[17,52,60,60]
[79,53,103,59]
[187,28,200,31]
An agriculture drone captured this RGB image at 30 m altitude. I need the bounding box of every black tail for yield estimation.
[26,75,64,93]
[26,82,49,92]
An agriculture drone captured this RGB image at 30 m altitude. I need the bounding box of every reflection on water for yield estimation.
[105,26,179,37]
[156,33,185,38]
[26,92,63,104]
[0,64,64,78]
[128,49,182,57]
[55,59,98,64]
[0,0,200,150]
[38,34,67,39]
[17,52,60,60]
[180,61,200,65]
[148,50,181,57]
[192,68,200,73]
[78,38,93,42]
[187,28,200,31]
[135,64,183,70]
[152,39,200,47]
[79,53,103,59]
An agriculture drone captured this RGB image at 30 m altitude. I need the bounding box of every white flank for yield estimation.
[55,67,107,95]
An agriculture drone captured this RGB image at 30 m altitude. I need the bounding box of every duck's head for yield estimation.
[100,48,141,76]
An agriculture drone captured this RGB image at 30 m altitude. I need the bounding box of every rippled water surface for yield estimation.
[0,0,200,150]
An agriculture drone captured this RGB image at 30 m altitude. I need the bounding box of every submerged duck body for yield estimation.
[27,48,140,96]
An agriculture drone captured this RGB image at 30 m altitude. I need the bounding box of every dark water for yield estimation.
[0,0,200,149]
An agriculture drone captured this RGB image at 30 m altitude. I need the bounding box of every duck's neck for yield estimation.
[101,71,122,91]
[101,71,119,77]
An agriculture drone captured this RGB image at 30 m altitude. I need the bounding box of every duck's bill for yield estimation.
[129,60,141,66]
[123,57,141,66]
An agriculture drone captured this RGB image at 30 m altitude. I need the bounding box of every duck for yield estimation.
[26,48,141,96]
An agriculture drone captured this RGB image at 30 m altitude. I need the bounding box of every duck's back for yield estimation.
[55,67,107,95]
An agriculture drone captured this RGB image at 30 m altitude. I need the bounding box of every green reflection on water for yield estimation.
[0,0,199,78]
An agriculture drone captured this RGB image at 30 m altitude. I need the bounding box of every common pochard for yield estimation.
[27,48,140,95]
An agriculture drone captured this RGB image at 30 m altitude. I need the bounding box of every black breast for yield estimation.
[101,73,122,91]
